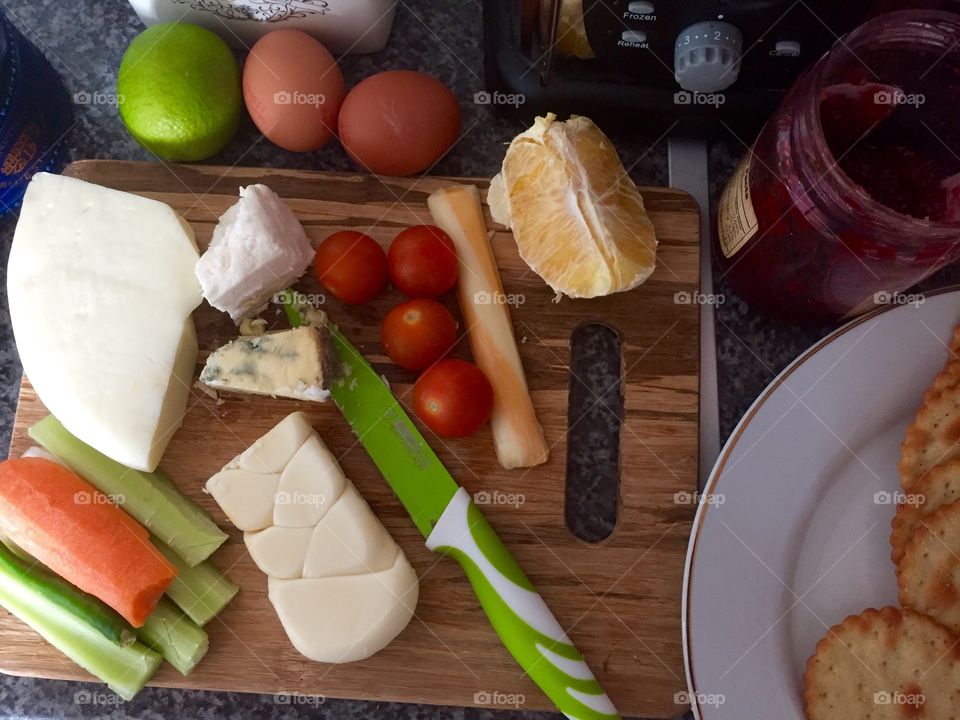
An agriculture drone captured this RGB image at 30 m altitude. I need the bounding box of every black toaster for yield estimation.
[482,0,958,133]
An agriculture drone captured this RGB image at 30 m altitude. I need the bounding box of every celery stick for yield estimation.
[29,415,228,566]
[0,551,161,700]
[155,538,238,626]
[138,597,208,675]
[0,541,135,647]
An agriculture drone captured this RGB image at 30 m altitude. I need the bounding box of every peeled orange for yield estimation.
[488,114,657,299]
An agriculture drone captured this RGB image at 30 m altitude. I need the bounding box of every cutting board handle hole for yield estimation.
[565,322,622,543]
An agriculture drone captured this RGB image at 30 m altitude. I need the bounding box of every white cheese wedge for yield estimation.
[303,485,397,578]
[233,412,312,474]
[204,412,418,663]
[195,184,315,323]
[200,327,333,402]
[7,173,203,471]
[268,553,419,663]
[205,468,280,532]
[244,526,314,579]
[273,435,346,528]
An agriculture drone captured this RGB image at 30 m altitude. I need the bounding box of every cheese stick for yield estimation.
[428,184,549,469]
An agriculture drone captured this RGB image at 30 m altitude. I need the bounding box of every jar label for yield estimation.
[718,153,758,258]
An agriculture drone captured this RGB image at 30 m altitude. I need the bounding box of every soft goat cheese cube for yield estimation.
[195,184,315,322]
[7,173,203,471]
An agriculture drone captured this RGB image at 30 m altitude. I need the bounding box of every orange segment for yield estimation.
[488,114,657,299]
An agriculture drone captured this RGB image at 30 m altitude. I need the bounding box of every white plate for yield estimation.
[682,288,960,719]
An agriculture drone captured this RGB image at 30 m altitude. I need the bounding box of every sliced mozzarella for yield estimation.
[7,173,203,471]
[267,552,419,663]
[231,412,312,474]
[203,411,420,664]
[303,484,397,578]
[273,434,346,528]
[244,526,313,579]
[204,468,279,532]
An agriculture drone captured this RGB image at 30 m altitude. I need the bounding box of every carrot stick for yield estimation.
[0,458,176,627]
[428,184,549,469]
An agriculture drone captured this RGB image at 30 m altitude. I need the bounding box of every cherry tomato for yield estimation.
[381,299,457,371]
[413,359,493,438]
[313,230,388,304]
[387,225,459,298]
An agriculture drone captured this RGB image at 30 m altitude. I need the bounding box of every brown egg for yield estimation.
[243,30,345,152]
[338,70,461,176]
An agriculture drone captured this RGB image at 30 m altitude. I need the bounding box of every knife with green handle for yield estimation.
[326,324,619,720]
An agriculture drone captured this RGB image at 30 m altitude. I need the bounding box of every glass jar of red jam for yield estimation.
[717,10,960,325]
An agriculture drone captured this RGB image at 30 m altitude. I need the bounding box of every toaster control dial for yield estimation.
[674,21,743,93]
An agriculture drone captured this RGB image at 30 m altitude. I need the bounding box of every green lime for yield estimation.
[118,23,241,162]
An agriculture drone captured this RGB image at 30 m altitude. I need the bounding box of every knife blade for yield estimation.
[327,324,619,720]
[327,325,458,537]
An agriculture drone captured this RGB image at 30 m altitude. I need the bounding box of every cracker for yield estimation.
[898,501,960,634]
[949,325,960,359]
[900,381,960,490]
[803,606,960,720]
[925,360,960,404]
[891,459,960,566]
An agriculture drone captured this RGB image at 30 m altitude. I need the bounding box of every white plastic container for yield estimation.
[127,0,398,53]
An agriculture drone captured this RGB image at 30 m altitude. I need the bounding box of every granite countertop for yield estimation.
[0,1,946,719]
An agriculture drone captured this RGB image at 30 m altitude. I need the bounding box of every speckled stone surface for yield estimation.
[3,1,958,719]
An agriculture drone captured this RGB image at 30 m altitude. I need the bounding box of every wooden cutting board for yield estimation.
[3,160,699,717]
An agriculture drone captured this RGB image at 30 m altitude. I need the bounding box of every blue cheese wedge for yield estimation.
[200,327,333,402]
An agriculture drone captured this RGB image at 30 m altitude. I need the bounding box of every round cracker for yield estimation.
[898,500,960,634]
[900,380,960,490]
[925,360,960,404]
[891,459,960,566]
[949,326,960,357]
[804,606,960,720]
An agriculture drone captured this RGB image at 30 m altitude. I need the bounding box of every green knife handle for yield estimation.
[426,488,619,720]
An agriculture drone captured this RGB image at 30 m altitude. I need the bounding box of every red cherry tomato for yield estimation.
[381,299,457,371]
[413,359,493,438]
[313,230,388,304]
[387,225,459,298]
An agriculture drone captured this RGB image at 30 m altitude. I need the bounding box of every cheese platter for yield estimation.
[2,158,699,717]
